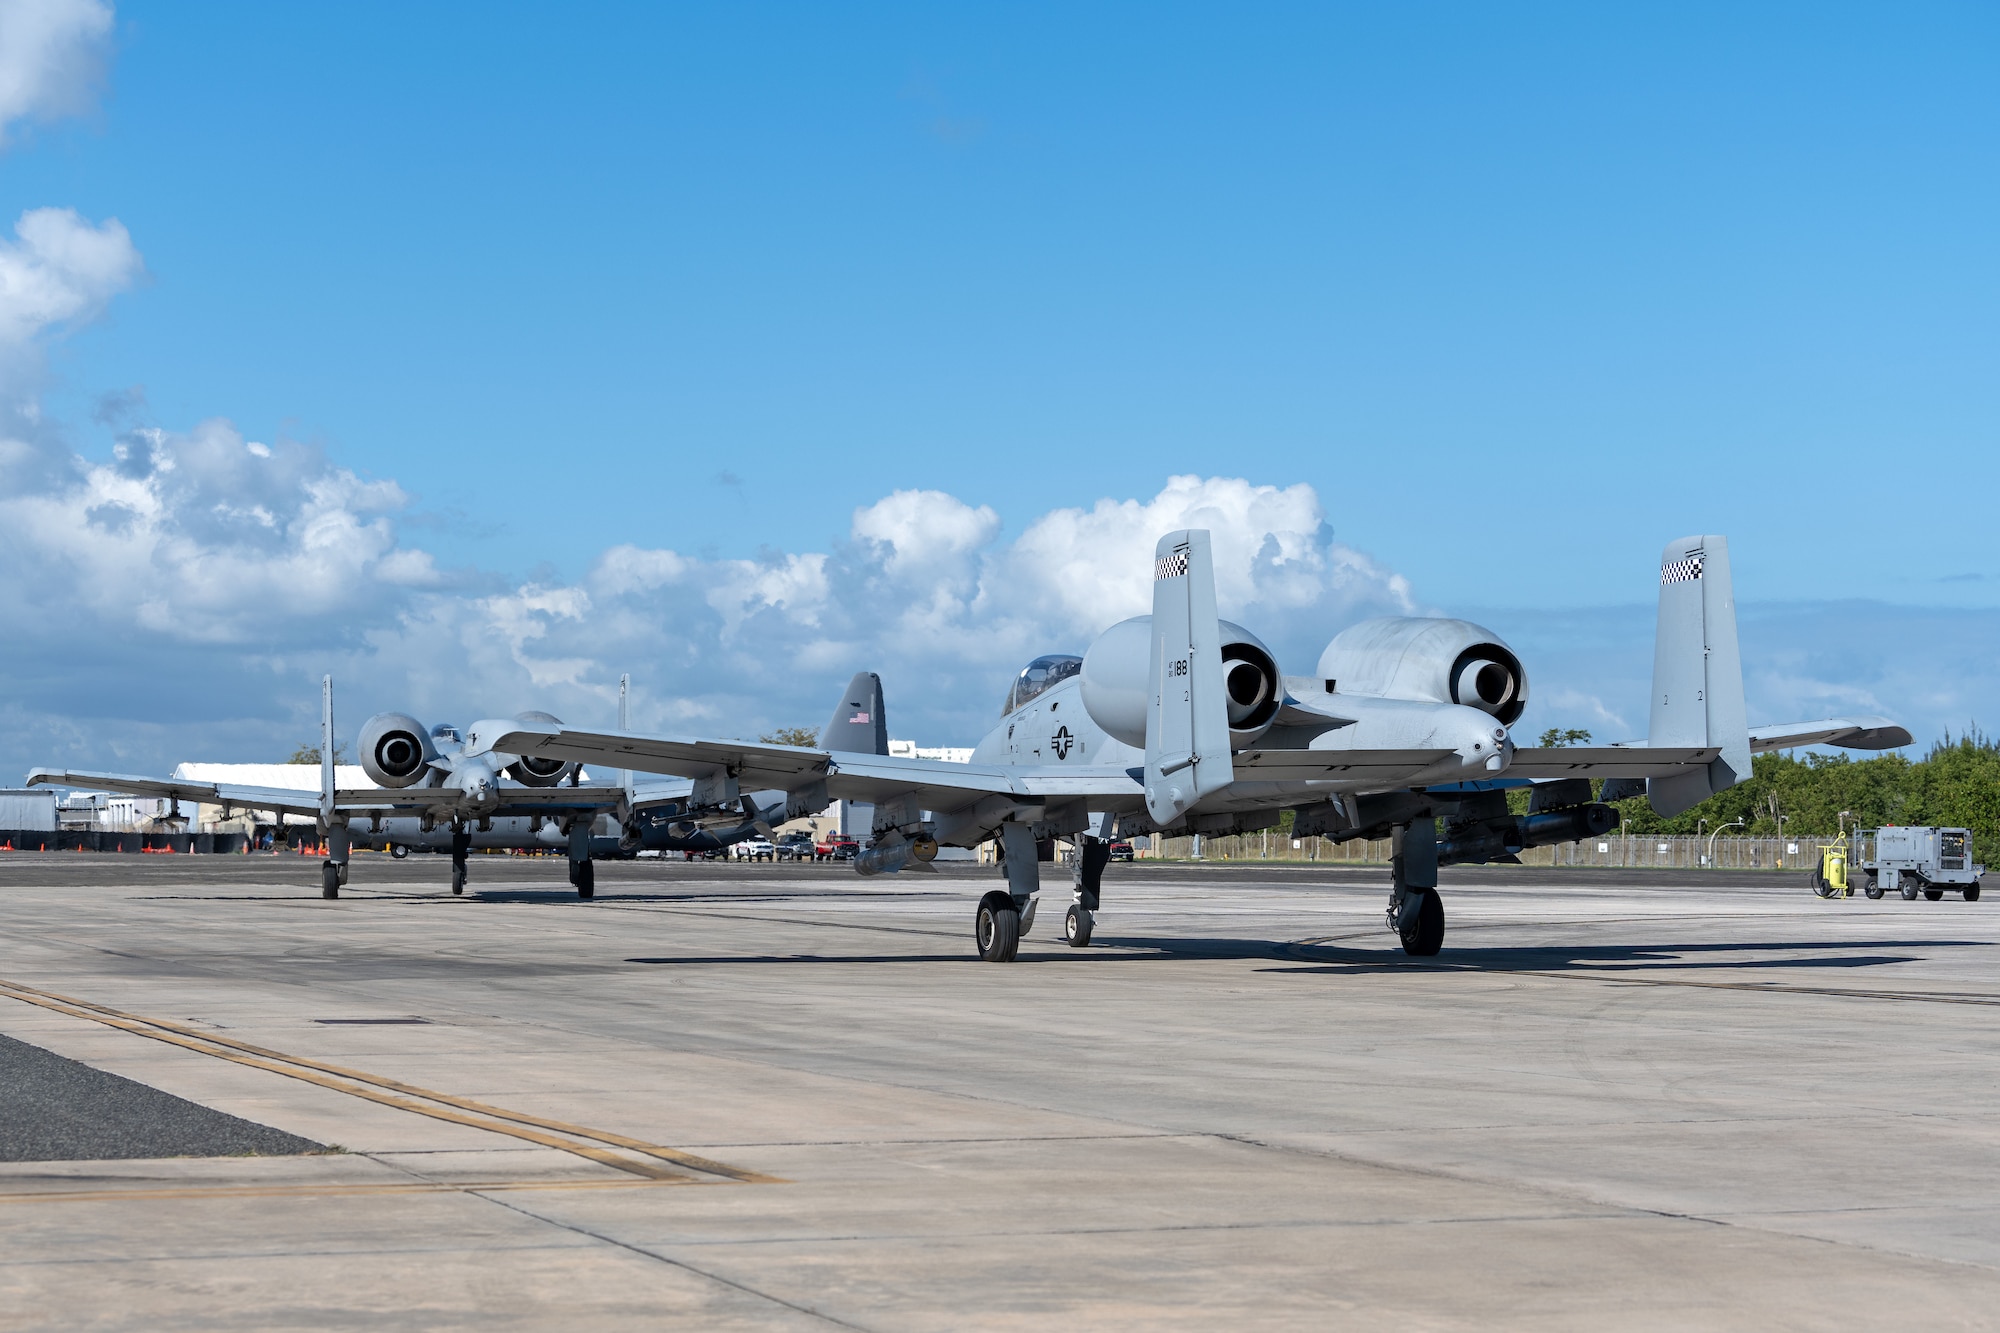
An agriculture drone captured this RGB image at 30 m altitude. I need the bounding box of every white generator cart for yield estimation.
[1854,827,1984,902]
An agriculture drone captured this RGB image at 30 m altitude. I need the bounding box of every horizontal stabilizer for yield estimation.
[1506,747,1720,780]
[1231,748,1457,782]
[1748,717,1912,753]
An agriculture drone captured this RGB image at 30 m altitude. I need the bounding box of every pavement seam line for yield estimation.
[470,1190,877,1332]
[0,1178,708,1205]
[0,978,780,1184]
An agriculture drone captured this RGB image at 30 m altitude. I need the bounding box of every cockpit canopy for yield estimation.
[430,723,462,744]
[1002,655,1082,716]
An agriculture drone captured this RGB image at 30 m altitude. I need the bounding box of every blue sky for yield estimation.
[0,2,1995,773]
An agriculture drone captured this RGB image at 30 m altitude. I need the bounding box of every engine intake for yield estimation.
[505,711,575,787]
[1318,617,1529,726]
[1080,617,1283,750]
[357,712,436,788]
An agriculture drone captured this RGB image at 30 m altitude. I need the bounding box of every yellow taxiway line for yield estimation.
[0,977,782,1185]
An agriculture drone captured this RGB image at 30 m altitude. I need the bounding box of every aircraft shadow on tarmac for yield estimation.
[1261,936,1995,977]
[625,934,1993,974]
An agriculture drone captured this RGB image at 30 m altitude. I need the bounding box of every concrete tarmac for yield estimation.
[0,851,1997,1330]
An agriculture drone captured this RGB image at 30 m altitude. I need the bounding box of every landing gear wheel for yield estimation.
[1924,888,1944,901]
[451,863,467,895]
[975,889,1021,962]
[390,843,409,860]
[320,861,341,899]
[571,860,595,899]
[1063,902,1094,947]
[1966,885,1982,902]
[1863,875,1883,900]
[1399,889,1444,957]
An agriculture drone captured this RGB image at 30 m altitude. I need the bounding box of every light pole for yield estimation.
[1776,813,1788,868]
[1707,818,1744,868]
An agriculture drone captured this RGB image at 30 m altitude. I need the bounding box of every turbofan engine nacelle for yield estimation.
[357,712,437,788]
[505,710,575,787]
[1316,618,1528,725]
[1080,616,1283,751]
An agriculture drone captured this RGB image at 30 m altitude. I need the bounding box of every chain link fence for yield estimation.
[1140,832,1826,871]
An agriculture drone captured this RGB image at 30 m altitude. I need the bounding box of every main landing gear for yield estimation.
[320,823,351,899]
[1387,817,1445,957]
[976,822,1041,962]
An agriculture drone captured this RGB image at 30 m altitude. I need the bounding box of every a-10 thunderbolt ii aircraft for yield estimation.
[26,673,837,898]
[471,529,1907,960]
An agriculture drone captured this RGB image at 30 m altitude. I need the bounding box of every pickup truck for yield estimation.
[732,838,776,862]
[774,833,816,861]
[815,836,859,862]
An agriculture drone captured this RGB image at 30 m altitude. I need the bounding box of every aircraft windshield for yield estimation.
[1002,655,1082,716]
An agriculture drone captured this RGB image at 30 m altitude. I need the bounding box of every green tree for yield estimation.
[760,726,820,748]
[1538,727,1592,748]
[288,741,347,764]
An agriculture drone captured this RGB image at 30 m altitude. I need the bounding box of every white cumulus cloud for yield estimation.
[0,0,114,144]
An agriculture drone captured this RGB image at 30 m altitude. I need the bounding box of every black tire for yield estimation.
[1924,888,1944,901]
[574,860,595,899]
[1399,889,1444,956]
[451,863,467,895]
[390,844,409,860]
[1863,875,1884,900]
[976,890,1020,962]
[1063,902,1094,948]
[1810,868,1834,899]
[320,862,340,899]
[1965,885,1981,902]
[1901,876,1921,901]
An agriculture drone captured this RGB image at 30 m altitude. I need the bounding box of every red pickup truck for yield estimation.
[814,836,859,862]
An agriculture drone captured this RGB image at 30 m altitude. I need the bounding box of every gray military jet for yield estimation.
[27,673,875,899]
[477,529,1908,959]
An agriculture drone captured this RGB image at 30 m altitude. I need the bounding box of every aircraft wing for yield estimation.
[26,769,326,817]
[326,786,624,815]
[491,722,1150,807]
[1502,747,1719,779]
[1232,748,1458,782]
[491,723,832,792]
[1748,717,1912,753]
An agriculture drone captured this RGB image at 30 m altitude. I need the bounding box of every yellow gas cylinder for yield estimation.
[1820,844,1849,898]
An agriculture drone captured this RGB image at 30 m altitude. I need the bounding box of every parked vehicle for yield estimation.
[733,838,776,862]
[774,832,816,861]
[816,836,859,861]
[1854,826,1983,901]
[1107,841,1135,862]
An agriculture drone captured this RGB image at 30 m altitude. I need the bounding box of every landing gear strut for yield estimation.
[450,830,470,895]
[1066,836,1110,947]
[567,824,594,899]
[1387,817,1444,957]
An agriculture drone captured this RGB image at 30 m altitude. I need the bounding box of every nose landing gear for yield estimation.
[1066,835,1110,948]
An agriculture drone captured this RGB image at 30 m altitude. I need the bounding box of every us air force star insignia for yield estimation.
[1052,725,1074,760]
